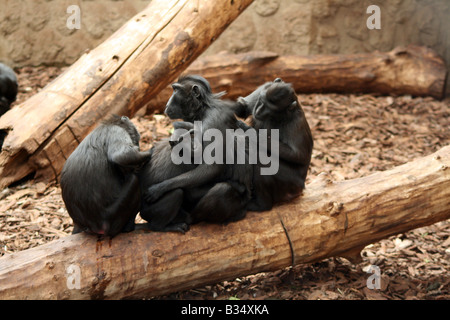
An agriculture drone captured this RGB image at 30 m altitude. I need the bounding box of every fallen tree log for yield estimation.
[0,145,449,300]
[145,46,447,113]
[0,0,254,189]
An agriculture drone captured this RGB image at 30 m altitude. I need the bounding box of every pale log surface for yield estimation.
[0,0,254,188]
[0,145,449,300]
[146,46,447,113]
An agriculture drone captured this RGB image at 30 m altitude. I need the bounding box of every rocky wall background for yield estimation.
[1,0,449,93]
[0,0,151,66]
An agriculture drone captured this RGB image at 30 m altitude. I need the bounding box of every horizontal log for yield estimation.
[145,45,447,113]
[0,0,254,188]
[0,145,449,299]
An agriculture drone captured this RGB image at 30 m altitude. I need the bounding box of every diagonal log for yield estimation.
[0,0,254,189]
[0,145,449,300]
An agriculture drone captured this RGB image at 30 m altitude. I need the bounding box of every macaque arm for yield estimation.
[145,164,222,202]
[108,146,152,167]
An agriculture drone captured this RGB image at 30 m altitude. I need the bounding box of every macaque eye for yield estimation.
[254,101,265,116]
[288,101,298,111]
[172,83,182,91]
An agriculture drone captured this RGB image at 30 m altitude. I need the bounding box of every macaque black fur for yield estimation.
[234,78,313,211]
[0,63,18,151]
[139,75,252,231]
[138,130,196,233]
[0,62,18,117]
[60,115,152,237]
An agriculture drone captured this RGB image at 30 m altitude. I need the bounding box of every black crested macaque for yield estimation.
[60,115,152,237]
[138,123,196,233]
[139,75,252,230]
[235,78,313,211]
[0,62,18,117]
[0,63,18,150]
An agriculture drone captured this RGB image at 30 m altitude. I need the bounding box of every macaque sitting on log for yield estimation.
[234,78,313,211]
[60,115,152,237]
[139,75,253,231]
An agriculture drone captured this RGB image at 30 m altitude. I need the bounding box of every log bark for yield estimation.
[145,46,447,113]
[0,0,254,189]
[0,145,449,300]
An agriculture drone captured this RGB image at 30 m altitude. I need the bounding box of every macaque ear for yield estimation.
[192,84,201,98]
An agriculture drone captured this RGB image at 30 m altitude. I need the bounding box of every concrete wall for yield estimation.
[0,0,151,66]
[207,0,449,56]
[1,0,448,91]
